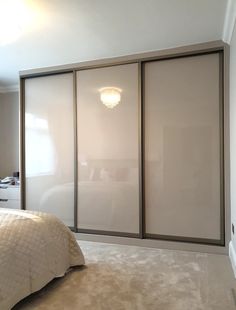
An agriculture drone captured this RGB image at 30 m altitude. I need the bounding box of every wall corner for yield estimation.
[223,0,236,44]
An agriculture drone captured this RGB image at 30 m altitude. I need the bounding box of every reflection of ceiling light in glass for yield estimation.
[0,0,39,45]
[99,87,122,109]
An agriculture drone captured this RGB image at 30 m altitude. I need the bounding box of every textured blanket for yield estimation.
[0,208,85,310]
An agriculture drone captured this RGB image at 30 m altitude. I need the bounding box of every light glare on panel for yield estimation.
[26,113,48,130]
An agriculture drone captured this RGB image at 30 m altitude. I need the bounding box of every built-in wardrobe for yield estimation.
[20,41,228,248]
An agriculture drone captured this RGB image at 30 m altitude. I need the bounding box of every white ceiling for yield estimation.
[0,0,229,89]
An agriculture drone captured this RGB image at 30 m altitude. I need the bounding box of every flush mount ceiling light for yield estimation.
[0,0,39,45]
[99,87,122,109]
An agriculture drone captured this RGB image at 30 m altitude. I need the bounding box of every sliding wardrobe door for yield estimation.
[24,73,74,226]
[144,53,223,243]
[77,64,139,234]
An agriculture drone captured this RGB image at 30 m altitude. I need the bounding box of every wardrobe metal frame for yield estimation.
[20,41,228,246]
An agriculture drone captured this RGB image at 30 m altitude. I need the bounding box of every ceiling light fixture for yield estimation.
[99,87,122,109]
[0,0,38,45]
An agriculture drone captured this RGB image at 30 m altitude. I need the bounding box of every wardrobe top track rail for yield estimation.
[19,40,227,79]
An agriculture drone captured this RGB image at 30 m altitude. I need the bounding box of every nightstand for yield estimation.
[0,185,20,209]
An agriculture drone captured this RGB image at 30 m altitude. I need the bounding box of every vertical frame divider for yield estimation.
[140,61,145,238]
[138,62,143,238]
[73,70,78,232]
[20,78,26,210]
[219,50,225,245]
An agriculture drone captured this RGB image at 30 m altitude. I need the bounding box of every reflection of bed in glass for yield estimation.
[40,182,74,227]
[78,180,139,233]
[38,182,138,233]
[39,162,139,233]
[78,160,139,234]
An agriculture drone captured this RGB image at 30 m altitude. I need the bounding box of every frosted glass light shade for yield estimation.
[99,87,121,108]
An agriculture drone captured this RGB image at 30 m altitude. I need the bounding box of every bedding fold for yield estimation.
[0,208,85,310]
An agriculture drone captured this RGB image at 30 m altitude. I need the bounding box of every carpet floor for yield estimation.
[13,241,236,310]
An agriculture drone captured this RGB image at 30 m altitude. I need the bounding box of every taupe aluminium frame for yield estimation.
[142,50,225,246]
[19,40,229,247]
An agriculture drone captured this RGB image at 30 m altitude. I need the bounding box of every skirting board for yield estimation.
[229,241,236,278]
[75,233,228,255]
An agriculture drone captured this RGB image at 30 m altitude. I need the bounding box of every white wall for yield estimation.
[0,92,19,178]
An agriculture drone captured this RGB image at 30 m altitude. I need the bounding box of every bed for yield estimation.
[0,208,85,310]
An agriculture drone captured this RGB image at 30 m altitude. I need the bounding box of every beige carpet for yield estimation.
[13,241,236,310]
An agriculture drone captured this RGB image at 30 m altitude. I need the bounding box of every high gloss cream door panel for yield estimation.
[25,73,74,226]
[144,53,222,240]
[77,64,139,233]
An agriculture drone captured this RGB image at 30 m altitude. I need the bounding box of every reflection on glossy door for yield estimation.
[25,73,74,226]
[77,64,139,233]
[144,53,222,240]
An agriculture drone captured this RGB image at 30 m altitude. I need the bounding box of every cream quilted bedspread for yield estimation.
[0,208,85,310]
